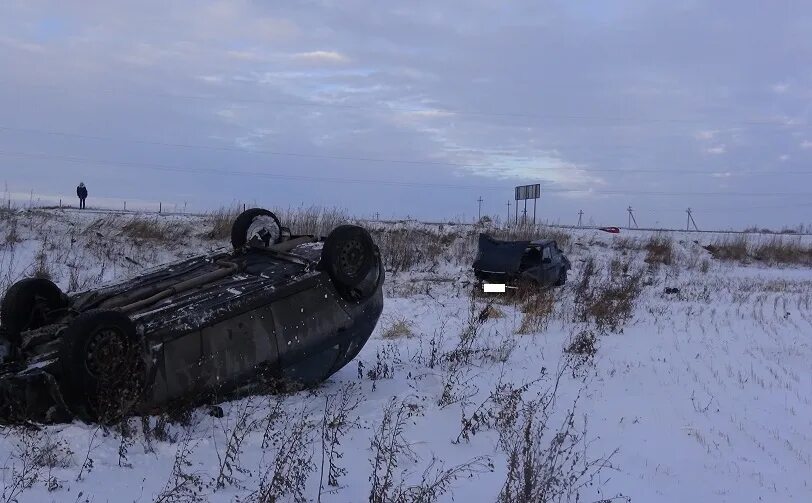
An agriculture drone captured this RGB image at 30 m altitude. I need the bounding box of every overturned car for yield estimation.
[472,233,570,288]
[0,209,384,423]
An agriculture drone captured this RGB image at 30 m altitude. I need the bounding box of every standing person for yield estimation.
[76,182,88,209]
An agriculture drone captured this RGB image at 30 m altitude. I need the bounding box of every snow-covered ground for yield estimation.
[1,208,810,502]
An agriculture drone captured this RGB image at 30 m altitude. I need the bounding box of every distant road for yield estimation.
[361,218,812,237]
[14,205,812,237]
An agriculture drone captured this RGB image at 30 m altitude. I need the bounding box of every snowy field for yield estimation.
[1,208,810,502]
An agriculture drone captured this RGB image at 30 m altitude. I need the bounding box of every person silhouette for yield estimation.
[76,182,88,209]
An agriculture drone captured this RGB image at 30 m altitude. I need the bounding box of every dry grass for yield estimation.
[573,257,644,333]
[752,237,812,266]
[120,217,170,241]
[516,289,556,334]
[480,304,505,320]
[565,330,597,357]
[644,234,673,266]
[204,207,241,240]
[202,205,351,241]
[1,212,20,249]
[32,241,53,280]
[370,228,464,272]
[274,205,350,236]
[381,316,415,339]
[611,237,640,252]
[704,235,812,266]
[704,236,749,262]
[586,274,644,333]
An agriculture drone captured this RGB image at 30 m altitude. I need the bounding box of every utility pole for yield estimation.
[375,212,380,221]
[578,210,583,227]
[686,208,699,231]
[523,199,528,227]
[506,201,511,227]
[533,197,537,227]
[477,196,483,221]
[627,205,638,228]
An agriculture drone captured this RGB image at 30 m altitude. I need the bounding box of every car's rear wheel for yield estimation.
[59,310,143,423]
[231,208,282,251]
[554,269,567,287]
[1,278,66,357]
[321,225,379,300]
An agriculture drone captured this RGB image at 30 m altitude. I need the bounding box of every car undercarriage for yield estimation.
[0,209,384,424]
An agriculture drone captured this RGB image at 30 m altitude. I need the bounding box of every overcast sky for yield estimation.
[1,1,811,229]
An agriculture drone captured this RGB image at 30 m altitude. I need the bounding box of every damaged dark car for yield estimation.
[0,208,384,423]
[472,233,571,288]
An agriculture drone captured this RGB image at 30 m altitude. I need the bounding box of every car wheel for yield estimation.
[554,269,567,287]
[1,278,66,356]
[59,310,143,423]
[231,208,282,251]
[321,225,378,297]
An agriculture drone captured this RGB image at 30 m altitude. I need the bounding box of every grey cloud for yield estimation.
[0,1,811,227]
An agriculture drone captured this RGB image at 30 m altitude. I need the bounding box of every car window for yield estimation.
[542,246,552,261]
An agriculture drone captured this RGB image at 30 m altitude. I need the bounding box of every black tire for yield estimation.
[231,208,282,251]
[58,310,143,423]
[321,225,377,293]
[1,278,66,352]
[554,269,567,287]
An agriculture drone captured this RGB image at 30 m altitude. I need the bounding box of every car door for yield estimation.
[198,307,278,395]
[269,280,353,383]
[154,307,279,403]
[540,245,559,286]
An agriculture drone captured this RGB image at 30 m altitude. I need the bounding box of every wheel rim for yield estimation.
[246,215,281,246]
[338,240,364,278]
[85,327,128,379]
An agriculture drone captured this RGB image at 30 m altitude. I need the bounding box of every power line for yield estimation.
[691,201,812,212]
[0,125,496,170]
[3,148,812,198]
[2,125,812,176]
[4,81,810,129]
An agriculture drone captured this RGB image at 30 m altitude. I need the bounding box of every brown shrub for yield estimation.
[120,216,188,242]
[516,289,556,334]
[2,215,20,248]
[752,237,812,266]
[274,205,350,236]
[644,234,673,266]
[703,236,749,262]
[574,258,644,333]
[32,243,53,281]
[573,256,597,306]
[585,272,643,333]
[704,235,812,265]
[565,330,597,357]
[204,206,241,240]
[612,237,640,251]
[371,227,447,272]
